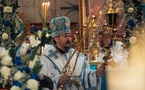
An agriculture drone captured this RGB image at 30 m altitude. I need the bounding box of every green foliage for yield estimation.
[9,47,16,61]
[32,60,43,74]
[40,28,52,46]
[38,10,46,27]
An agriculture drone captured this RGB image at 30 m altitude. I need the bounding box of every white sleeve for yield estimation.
[40,55,61,90]
[82,59,102,90]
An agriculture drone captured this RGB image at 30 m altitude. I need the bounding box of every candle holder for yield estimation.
[105,0,118,44]
[106,0,117,26]
[106,13,117,27]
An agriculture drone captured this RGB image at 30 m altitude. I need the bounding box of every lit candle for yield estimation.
[44,3,46,22]
[42,3,45,20]
[46,2,50,19]
[41,46,44,54]
[42,1,50,23]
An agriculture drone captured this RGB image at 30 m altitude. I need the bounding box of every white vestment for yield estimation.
[40,44,102,90]
[98,41,128,69]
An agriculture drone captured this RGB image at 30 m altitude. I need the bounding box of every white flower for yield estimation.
[3,49,8,56]
[0,47,8,58]
[3,49,9,56]
[29,36,41,47]
[43,27,48,30]
[1,55,13,66]
[31,39,41,47]
[29,35,35,42]
[3,6,12,13]
[129,36,137,44]
[37,30,42,38]
[26,79,39,90]
[10,86,21,90]
[1,66,11,79]
[46,33,50,38]
[128,7,134,13]
[2,33,9,40]
[14,71,25,81]
[29,60,36,69]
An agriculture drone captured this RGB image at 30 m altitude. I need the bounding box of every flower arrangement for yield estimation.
[122,0,143,47]
[0,32,43,90]
[0,15,52,90]
[0,0,53,90]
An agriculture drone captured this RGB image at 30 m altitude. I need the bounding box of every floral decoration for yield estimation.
[129,36,137,44]
[0,37,42,90]
[127,7,134,13]
[2,33,9,40]
[0,1,45,90]
[29,35,41,48]
[122,0,143,47]
[0,0,54,89]
[3,6,13,13]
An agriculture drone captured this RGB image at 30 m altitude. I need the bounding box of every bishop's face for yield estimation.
[54,34,72,51]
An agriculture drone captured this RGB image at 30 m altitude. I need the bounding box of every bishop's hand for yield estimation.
[96,62,107,76]
[58,74,68,86]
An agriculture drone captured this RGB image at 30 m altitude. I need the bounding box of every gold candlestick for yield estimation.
[108,0,115,14]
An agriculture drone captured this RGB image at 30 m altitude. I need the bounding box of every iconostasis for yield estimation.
[79,0,126,62]
[80,0,125,40]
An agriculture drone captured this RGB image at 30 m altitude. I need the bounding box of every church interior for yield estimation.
[0,0,145,90]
